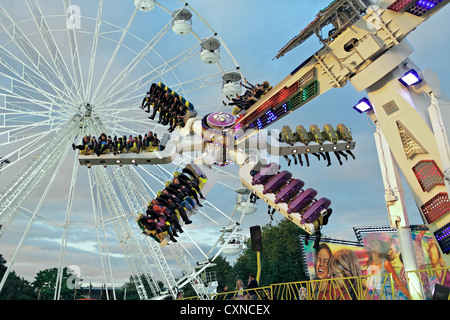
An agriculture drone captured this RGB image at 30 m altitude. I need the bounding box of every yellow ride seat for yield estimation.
[79,145,94,155]
[322,124,338,144]
[231,106,241,115]
[281,125,296,145]
[128,142,140,153]
[295,125,310,145]
[145,145,158,152]
[309,125,324,144]
[198,177,207,189]
[336,124,353,142]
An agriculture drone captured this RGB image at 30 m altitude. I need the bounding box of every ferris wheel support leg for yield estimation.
[372,122,423,300]
[54,153,80,300]
[88,169,118,300]
[169,243,211,300]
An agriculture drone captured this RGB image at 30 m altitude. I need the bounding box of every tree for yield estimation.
[209,255,235,292]
[32,267,83,300]
[233,219,309,287]
[117,276,165,300]
[182,255,236,297]
[0,254,36,300]
[118,279,140,300]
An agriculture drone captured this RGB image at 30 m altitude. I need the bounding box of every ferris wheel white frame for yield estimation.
[0,0,251,300]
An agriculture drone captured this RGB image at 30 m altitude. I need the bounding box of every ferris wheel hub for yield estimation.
[78,103,93,117]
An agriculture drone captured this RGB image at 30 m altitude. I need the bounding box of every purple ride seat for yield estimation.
[263,171,292,194]
[287,188,317,214]
[301,197,331,224]
[274,179,305,204]
[251,163,281,185]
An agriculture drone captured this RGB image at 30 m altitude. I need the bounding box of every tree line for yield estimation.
[0,218,309,300]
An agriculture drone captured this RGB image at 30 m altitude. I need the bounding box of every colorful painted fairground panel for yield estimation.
[409,226,450,287]
[300,236,365,280]
[354,225,449,300]
[353,226,410,300]
[300,226,448,300]
[408,226,450,299]
[299,236,368,300]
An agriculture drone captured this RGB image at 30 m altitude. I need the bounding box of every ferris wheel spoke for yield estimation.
[62,0,87,101]
[167,71,223,95]
[93,166,162,299]
[0,9,79,104]
[54,146,80,300]
[0,52,76,109]
[96,93,146,114]
[98,110,166,135]
[0,125,60,160]
[153,1,172,15]
[88,167,121,296]
[16,205,64,228]
[94,92,141,111]
[1,96,70,118]
[91,113,167,138]
[154,163,179,182]
[191,205,223,228]
[175,232,210,265]
[0,116,80,235]
[130,167,159,199]
[111,167,165,296]
[125,167,155,205]
[101,121,137,138]
[95,18,174,106]
[198,200,240,227]
[2,96,68,122]
[1,105,68,128]
[95,42,200,108]
[0,117,63,141]
[0,91,70,117]
[142,164,173,187]
[85,0,104,101]
[90,4,140,104]
[0,135,72,294]
[25,0,82,102]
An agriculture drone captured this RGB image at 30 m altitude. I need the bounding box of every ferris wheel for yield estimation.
[0,0,257,300]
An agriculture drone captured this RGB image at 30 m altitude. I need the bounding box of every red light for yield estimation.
[234,81,299,129]
[412,160,445,192]
[421,193,450,223]
[388,0,415,11]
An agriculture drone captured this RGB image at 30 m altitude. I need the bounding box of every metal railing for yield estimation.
[406,266,450,300]
[211,286,273,300]
[183,266,450,300]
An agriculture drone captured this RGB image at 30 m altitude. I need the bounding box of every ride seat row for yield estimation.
[251,163,331,225]
[280,123,353,146]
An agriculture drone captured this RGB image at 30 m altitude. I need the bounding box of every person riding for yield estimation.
[137,213,177,243]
